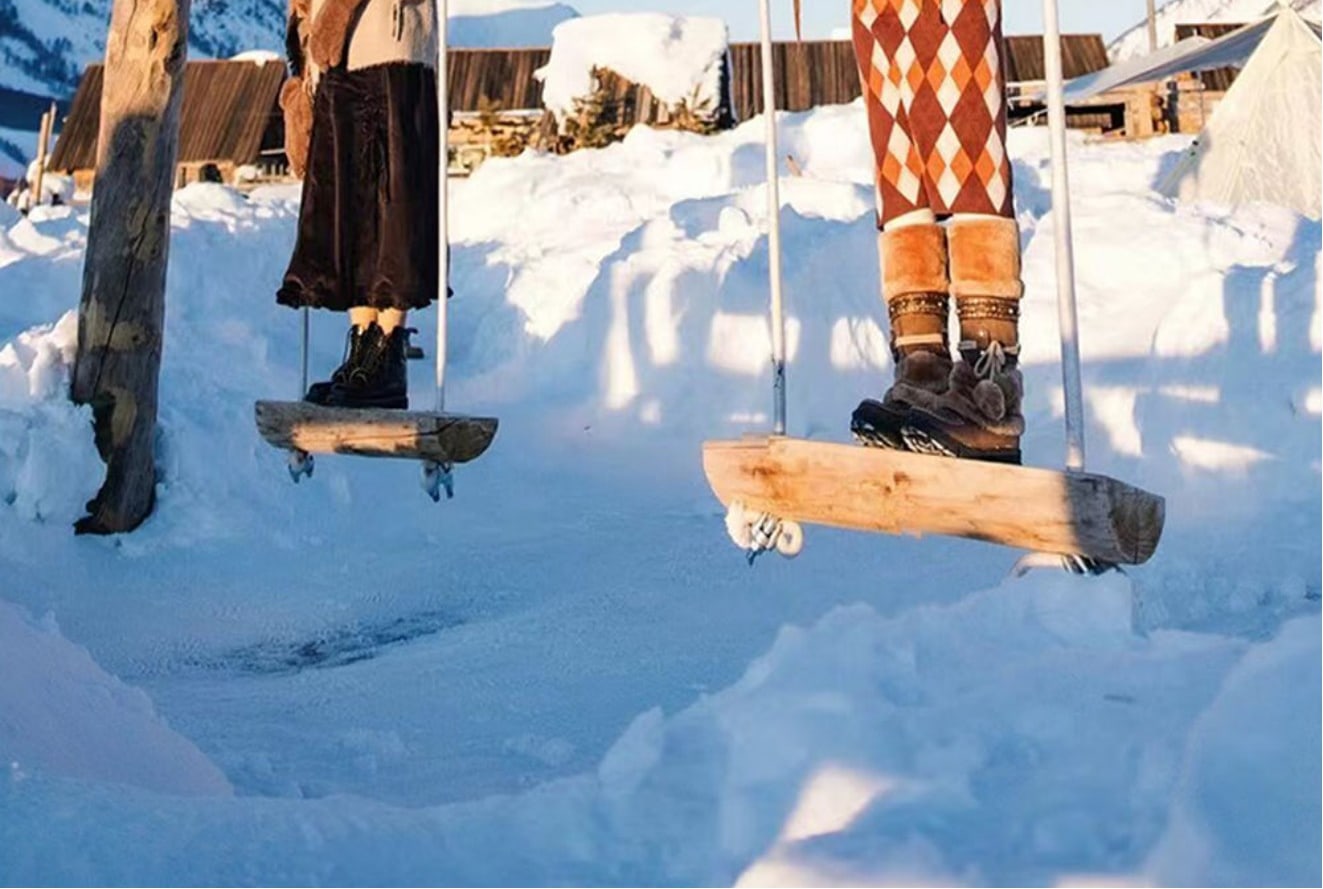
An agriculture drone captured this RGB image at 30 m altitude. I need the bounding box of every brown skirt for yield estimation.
[278,62,439,312]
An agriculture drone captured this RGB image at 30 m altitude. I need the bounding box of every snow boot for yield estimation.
[897,217,1025,464]
[851,223,953,449]
[328,324,409,409]
[305,324,378,405]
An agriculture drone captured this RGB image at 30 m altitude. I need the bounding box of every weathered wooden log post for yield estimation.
[70,0,189,534]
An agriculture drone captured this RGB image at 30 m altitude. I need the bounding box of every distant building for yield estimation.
[49,59,289,191]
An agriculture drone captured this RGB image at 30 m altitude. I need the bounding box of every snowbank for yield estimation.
[0,312,102,525]
[1110,0,1321,61]
[537,14,728,120]
[450,0,579,48]
[1,575,1314,886]
[0,599,232,796]
[1146,616,1321,885]
[229,49,282,64]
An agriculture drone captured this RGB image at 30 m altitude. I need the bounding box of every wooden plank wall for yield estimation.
[449,48,551,112]
[50,61,285,172]
[1174,23,1243,91]
[1002,34,1110,82]
[728,40,860,120]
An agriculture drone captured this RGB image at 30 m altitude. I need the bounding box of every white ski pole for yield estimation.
[1042,0,1086,471]
[435,0,450,414]
[758,0,788,436]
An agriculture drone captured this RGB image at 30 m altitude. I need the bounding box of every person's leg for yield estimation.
[905,1,1024,463]
[851,0,951,399]
[329,63,436,410]
[376,308,406,335]
[349,306,378,330]
[849,0,954,447]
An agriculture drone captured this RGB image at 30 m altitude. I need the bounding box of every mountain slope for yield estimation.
[1109,0,1321,61]
[0,0,576,100]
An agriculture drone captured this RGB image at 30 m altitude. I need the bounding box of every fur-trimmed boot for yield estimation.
[851,223,953,449]
[896,217,1025,464]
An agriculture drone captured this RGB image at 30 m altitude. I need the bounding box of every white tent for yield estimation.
[1157,9,1322,217]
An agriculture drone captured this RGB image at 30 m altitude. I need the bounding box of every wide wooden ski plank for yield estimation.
[255,401,498,464]
[702,437,1164,565]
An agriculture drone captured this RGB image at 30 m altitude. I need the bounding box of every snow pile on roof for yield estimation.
[0,598,233,796]
[1110,0,1321,61]
[229,49,282,64]
[536,14,729,120]
[450,0,579,48]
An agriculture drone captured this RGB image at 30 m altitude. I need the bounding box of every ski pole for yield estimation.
[1042,0,1086,471]
[435,0,450,414]
[758,0,788,436]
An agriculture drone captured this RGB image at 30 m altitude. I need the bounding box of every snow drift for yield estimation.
[0,599,232,796]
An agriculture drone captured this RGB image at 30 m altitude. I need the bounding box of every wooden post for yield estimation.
[28,109,52,212]
[1146,0,1158,54]
[70,0,189,534]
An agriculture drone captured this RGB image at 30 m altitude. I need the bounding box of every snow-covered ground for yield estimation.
[0,104,1318,885]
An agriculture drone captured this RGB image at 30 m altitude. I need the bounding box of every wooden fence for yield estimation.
[446,35,1111,122]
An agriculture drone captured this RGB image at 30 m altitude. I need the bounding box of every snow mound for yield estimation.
[450,0,579,48]
[0,599,233,796]
[599,572,1248,886]
[0,311,102,525]
[537,14,728,120]
[1110,0,1321,61]
[1146,616,1321,885]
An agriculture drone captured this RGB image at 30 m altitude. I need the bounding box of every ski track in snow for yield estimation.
[0,106,1319,886]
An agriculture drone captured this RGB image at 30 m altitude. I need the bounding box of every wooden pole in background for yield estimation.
[31,105,53,210]
[1146,0,1158,53]
[70,0,190,534]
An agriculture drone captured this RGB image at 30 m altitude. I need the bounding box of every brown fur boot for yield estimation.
[852,223,953,449]
[901,217,1025,463]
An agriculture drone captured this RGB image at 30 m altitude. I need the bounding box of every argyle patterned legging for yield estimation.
[851,0,1015,227]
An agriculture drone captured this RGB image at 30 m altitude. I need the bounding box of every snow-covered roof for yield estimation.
[1049,8,1320,103]
[536,13,729,119]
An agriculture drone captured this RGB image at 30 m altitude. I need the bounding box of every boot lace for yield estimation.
[966,340,1020,380]
[347,331,391,385]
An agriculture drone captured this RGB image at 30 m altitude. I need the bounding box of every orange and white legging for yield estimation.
[851,0,1014,229]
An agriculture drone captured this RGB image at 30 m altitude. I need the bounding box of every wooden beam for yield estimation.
[255,402,498,464]
[703,437,1165,565]
[70,0,190,534]
[29,106,53,211]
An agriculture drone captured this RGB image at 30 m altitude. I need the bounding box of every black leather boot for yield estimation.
[305,325,379,405]
[328,324,409,409]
